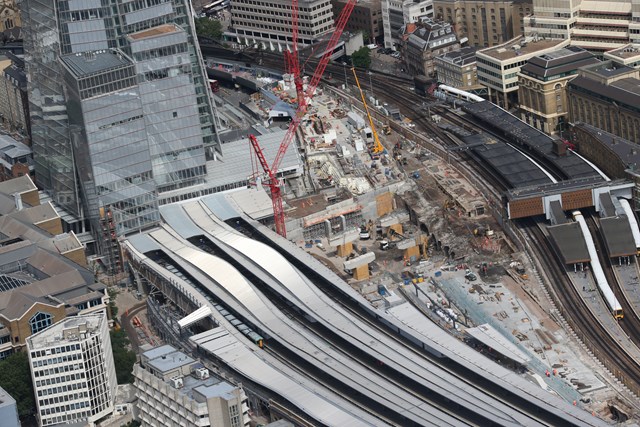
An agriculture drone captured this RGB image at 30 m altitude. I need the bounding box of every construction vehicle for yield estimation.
[351,67,384,155]
[382,125,391,135]
[248,0,357,238]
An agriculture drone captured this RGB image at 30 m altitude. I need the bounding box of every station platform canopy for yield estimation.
[600,217,636,258]
[547,223,590,264]
[465,324,531,365]
[178,306,212,329]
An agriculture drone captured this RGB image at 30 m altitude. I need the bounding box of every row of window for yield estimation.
[36,372,86,389]
[39,391,89,407]
[233,0,329,13]
[133,43,188,62]
[34,362,83,378]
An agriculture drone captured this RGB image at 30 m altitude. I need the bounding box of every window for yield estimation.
[29,312,53,335]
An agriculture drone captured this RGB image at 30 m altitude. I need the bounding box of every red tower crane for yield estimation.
[249,0,357,238]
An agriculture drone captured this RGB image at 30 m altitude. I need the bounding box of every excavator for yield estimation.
[351,67,385,156]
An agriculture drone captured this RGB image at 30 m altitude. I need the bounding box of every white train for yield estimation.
[618,198,640,256]
[572,211,624,319]
[436,84,484,103]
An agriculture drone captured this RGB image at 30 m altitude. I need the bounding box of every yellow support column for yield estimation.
[336,241,353,257]
[353,264,370,280]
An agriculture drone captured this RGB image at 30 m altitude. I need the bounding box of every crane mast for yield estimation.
[351,67,384,155]
[249,0,357,237]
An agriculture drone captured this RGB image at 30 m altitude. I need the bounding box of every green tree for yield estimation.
[108,287,119,319]
[195,17,223,40]
[110,330,137,384]
[351,47,372,69]
[0,352,35,417]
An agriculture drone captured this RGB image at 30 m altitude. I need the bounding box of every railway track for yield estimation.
[525,218,640,396]
[586,214,640,345]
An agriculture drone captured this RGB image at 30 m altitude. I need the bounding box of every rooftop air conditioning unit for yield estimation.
[170,376,184,389]
[193,368,210,380]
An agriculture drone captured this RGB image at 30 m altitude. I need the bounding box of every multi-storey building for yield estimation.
[26,313,117,427]
[402,19,460,76]
[476,35,568,108]
[230,0,334,49]
[433,0,532,48]
[0,386,20,427]
[20,0,219,254]
[0,175,108,360]
[134,344,250,427]
[0,52,29,137]
[517,46,598,135]
[434,46,479,88]
[0,133,32,181]
[382,0,434,49]
[524,0,640,54]
[568,60,640,144]
[332,0,383,44]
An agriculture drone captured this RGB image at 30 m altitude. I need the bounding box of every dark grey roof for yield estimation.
[470,138,552,188]
[520,47,599,80]
[572,122,640,169]
[3,63,26,89]
[583,61,634,78]
[570,76,640,113]
[549,200,569,224]
[598,193,616,218]
[462,101,603,180]
[600,217,637,257]
[547,222,590,264]
[60,49,132,78]
[438,46,477,66]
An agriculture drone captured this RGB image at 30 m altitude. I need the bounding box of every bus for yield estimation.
[208,79,220,93]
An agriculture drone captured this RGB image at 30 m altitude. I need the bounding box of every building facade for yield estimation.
[517,46,598,135]
[27,313,117,427]
[524,0,640,54]
[20,0,219,250]
[402,19,459,76]
[568,60,640,144]
[433,0,532,48]
[0,0,20,33]
[134,344,250,427]
[332,0,383,44]
[476,35,569,108]
[382,0,434,49]
[230,0,334,49]
[0,385,20,427]
[0,52,29,137]
[434,45,479,88]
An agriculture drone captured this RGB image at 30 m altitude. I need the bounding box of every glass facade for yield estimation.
[21,0,79,215]
[20,0,220,251]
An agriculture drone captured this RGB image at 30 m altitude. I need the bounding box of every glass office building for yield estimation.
[20,0,220,250]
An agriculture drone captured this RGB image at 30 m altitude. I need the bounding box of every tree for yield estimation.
[195,17,223,40]
[351,47,372,69]
[0,352,35,417]
[110,330,137,384]
[108,287,119,319]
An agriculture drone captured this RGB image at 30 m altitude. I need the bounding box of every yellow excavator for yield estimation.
[351,67,384,155]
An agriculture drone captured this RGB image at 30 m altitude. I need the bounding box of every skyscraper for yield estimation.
[20,0,220,251]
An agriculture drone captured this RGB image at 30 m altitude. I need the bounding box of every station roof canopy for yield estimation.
[465,324,531,365]
[547,223,590,264]
[600,217,637,258]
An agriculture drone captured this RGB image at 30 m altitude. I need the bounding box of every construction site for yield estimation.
[196,52,640,415]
